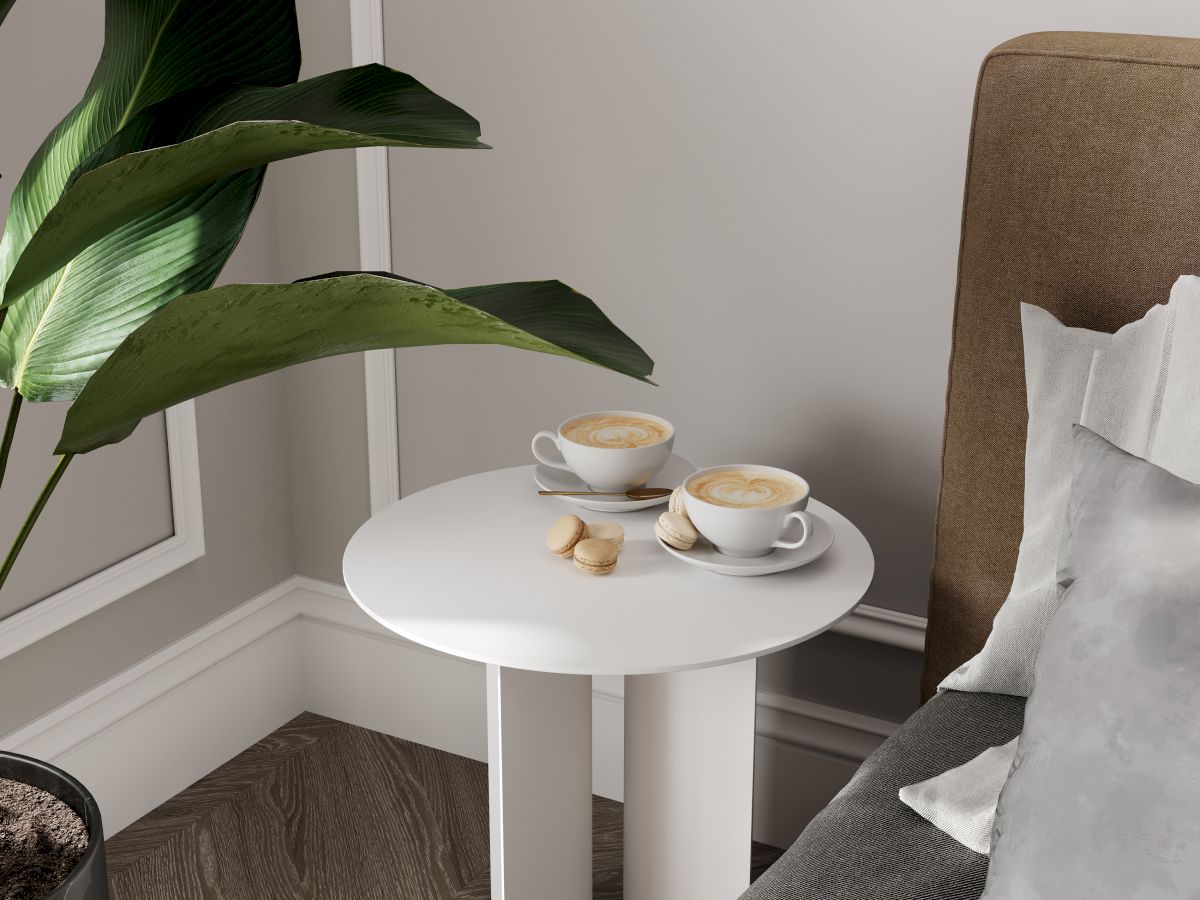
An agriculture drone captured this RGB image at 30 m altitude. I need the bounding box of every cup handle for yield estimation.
[532,430,573,472]
[773,510,812,550]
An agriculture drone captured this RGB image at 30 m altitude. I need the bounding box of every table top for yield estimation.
[343,466,874,676]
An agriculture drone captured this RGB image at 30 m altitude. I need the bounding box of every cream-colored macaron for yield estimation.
[547,514,588,558]
[573,537,619,575]
[655,510,698,551]
[668,485,688,516]
[585,520,624,551]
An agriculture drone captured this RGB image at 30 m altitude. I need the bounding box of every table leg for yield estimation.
[624,658,758,900]
[486,664,592,900]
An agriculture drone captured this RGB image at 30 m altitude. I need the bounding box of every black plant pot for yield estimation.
[0,752,108,900]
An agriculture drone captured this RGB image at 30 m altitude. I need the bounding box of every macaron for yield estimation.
[656,510,698,551]
[573,537,619,575]
[547,514,588,558]
[669,485,688,516]
[585,520,624,551]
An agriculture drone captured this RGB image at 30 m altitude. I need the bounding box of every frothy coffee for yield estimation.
[687,469,806,509]
[562,414,672,449]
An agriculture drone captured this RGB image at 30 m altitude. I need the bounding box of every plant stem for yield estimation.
[0,392,22,491]
[0,453,73,592]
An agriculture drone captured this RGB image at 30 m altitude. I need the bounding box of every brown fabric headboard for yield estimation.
[921,32,1200,699]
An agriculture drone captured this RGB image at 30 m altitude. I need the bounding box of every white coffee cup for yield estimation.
[683,464,812,558]
[532,411,674,492]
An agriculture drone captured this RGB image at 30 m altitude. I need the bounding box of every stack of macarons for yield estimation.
[546,514,625,576]
[655,486,698,551]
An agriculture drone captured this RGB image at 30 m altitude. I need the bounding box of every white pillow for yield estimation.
[938,304,1109,695]
[941,275,1200,696]
[1079,280,1200,480]
[898,738,1017,855]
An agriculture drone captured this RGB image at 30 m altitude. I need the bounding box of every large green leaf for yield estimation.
[0,0,299,301]
[58,274,654,453]
[0,0,301,400]
[0,0,17,28]
[4,65,486,304]
[0,170,263,400]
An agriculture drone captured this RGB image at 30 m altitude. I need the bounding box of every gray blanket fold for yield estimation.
[741,690,1024,900]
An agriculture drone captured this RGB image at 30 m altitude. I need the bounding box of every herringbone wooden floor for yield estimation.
[106,712,781,899]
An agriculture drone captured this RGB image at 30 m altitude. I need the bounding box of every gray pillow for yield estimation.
[982,426,1200,899]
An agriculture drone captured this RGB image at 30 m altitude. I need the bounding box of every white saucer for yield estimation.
[534,453,696,512]
[657,510,836,576]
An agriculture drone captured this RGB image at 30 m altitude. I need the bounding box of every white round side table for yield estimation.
[344,466,874,900]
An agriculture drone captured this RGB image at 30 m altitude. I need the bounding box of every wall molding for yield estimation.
[832,603,927,652]
[350,0,401,516]
[0,575,896,848]
[0,402,205,661]
[756,691,897,765]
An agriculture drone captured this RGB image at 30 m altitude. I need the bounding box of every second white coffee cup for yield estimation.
[683,464,812,558]
[532,411,674,492]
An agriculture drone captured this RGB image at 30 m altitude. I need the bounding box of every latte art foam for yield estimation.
[562,415,672,449]
[687,469,806,509]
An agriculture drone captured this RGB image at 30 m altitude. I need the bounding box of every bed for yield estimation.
[743,30,1200,900]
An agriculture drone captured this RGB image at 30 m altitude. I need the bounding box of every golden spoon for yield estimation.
[538,487,673,500]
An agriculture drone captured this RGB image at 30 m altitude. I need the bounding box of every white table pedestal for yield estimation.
[624,659,758,900]
[487,665,592,900]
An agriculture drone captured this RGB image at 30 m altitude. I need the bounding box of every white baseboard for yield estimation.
[1,579,307,835]
[0,576,897,849]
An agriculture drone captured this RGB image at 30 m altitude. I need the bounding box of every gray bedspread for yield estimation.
[741,690,1025,900]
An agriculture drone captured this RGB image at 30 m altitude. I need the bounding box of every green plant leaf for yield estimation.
[58,274,654,453]
[0,0,299,300]
[0,0,302,400]
[0,0,18,28]
[4,65,487,303]
[0,170,263,400]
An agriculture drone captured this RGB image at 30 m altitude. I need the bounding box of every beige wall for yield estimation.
[376,0,1200,716]
[381,0,967,622]
[379,0,1200,619]
[0,0,296,733]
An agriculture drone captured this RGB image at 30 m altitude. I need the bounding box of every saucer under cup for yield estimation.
[657,510,835,576]
[534,453,695,512]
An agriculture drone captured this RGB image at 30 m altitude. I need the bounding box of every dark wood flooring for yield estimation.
[106,712,782,899]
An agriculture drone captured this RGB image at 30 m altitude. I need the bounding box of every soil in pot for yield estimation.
[0,776,89,900]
